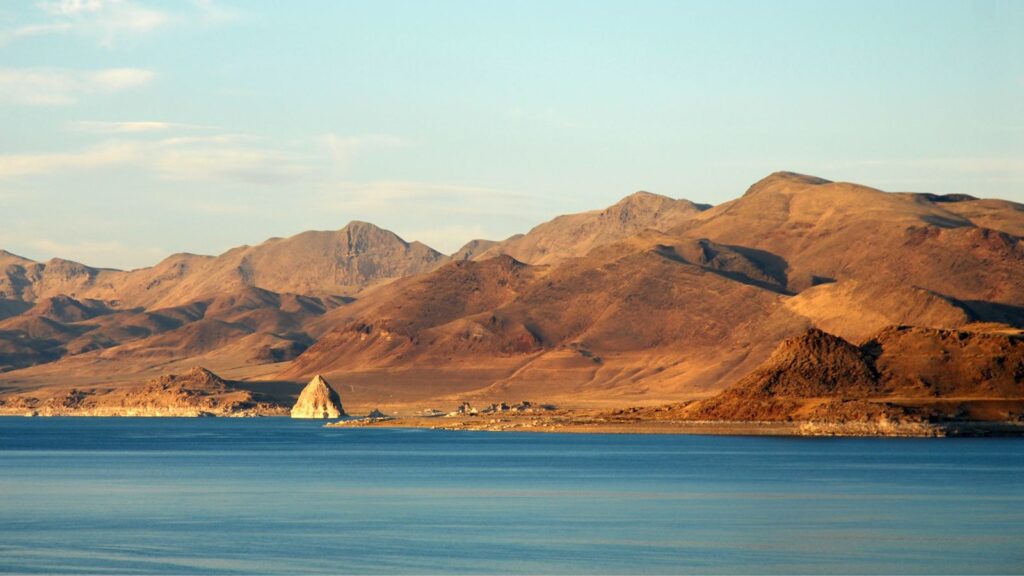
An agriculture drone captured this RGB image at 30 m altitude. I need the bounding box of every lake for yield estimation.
[1,418,1022,574]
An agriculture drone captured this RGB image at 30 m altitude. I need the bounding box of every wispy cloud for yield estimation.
[0,142,138,177]
[0,133,313,185]
[35,0,170,47]
[0,127,418,185]
[1,22,74,41]
[2,0,238,48]
[0,67,154,105]
[150,137,308,184]
[71,120,200,134]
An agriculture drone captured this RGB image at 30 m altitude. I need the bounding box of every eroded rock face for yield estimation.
[290,374,345,418]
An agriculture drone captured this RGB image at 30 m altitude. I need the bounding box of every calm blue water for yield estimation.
[1,419,1022,575]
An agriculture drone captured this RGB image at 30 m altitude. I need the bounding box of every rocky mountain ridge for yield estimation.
[1,172,1022,426]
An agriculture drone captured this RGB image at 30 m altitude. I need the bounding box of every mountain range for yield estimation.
[1,172,1022,424]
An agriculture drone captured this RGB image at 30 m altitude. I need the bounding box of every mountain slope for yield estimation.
[672,172,1024,316]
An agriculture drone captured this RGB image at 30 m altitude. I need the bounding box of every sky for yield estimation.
[0,0,1022,269]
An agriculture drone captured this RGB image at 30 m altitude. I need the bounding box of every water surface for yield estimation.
[1,418,1022,574]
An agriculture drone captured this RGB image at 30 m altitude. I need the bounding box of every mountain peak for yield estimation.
[0,249,35,264]
[342,220,384,231]
[743,171,832,197]
[617,190,665,202]
[611,191,711,214]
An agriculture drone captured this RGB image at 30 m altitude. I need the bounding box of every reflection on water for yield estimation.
[1,418,1022,574]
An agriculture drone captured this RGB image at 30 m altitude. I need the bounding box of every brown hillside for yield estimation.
[677,172,1024,311]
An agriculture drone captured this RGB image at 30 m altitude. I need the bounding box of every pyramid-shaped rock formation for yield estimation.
[290,374,346,419]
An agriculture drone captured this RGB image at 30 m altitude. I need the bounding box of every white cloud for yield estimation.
[0,133,309,185]
[71,120,184,134]
[33,0,171,47]
[150,139,308,184]
[89,67,154,90]
[37,1,106,17]
[1,22,73,42]
[3,0,238,48]
[0,67,155,106]
[0,142,138,177]
[0,128,420,184]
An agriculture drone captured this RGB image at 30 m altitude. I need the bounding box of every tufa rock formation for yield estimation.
[290,374,346,419]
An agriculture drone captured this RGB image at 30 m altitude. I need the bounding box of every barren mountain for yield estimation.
[285,232,808,406]
[679,173,1024,311]
[0,286,339,373]
[464,191,709,265]
[0,221,446,309]
[0,172,1021,419]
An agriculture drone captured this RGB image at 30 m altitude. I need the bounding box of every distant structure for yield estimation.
[290,374,346,419]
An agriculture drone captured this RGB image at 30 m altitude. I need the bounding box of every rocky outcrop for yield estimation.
[290,374,346,418]
[0,366,287,417]
[684,326,1024,425]
[686,329,881,421]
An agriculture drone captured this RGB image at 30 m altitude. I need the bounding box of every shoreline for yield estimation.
[325,413,1024,437]
[4,411,1023,437]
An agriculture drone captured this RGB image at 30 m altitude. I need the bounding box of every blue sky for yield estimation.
[0,0,1022,269]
